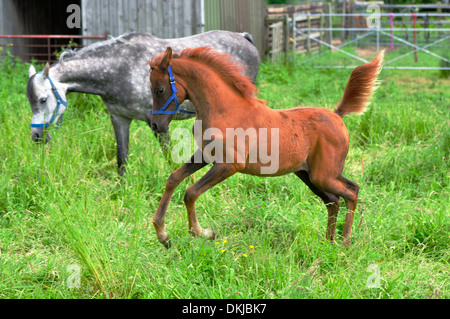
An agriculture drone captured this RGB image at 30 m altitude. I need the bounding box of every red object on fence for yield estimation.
[411,13,418,62]
[0,34,108,63]
[389,13,394,51]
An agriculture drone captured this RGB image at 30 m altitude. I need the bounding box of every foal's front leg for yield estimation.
[152,149,207,248]
[183,162,241,240]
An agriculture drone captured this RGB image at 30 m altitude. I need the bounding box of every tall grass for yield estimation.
[0,47,448,298]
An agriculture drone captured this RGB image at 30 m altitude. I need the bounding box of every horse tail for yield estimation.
[335,50,384,118]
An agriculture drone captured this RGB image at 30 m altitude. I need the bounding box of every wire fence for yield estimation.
[267,2,449,70]
[293,11,449,70]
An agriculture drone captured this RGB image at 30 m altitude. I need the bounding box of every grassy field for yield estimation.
[0,46,448,299]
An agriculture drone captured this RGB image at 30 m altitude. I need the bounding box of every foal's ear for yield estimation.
[28,65,36,78]
[41,62,50,79]
[159,47,173,70]
[148,58,154,70]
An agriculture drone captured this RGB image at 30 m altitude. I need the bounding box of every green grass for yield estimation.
[0,47,448,299]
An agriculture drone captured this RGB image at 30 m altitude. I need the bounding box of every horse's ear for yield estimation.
[42,62,50,79]
[159,47,173,70]
[173,52,181,59]
[28,65,36,78]
[148,58,154,70]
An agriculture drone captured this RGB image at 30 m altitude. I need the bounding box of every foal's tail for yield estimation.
[335,50,384,117]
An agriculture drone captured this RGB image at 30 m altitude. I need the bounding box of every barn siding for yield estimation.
[204,0,266,58]
[1,0,265,60]
[0,0,4,36]
[81,0,203,44]
[204,0,220,31]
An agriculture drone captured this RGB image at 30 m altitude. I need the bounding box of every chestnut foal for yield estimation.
[148,46,383,248]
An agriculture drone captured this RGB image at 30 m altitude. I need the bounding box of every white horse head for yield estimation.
[27,63,68,143]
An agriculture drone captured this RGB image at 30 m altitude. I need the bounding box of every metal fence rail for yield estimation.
[0,34,108,63]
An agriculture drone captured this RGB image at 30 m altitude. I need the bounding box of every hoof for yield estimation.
[343,238,351,247]
[203,228,216,240]
[163,237,172,249]
[157,232,172,249]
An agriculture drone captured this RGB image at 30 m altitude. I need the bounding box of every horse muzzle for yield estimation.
[150,119,169,134]
[31,127,51,144]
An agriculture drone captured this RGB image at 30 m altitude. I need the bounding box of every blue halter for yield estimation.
[150,65,195,115]
[30,73,68,129]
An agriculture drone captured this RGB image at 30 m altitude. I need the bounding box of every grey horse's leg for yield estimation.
[155,130,171,156]
[154,130,176,170]
[110,114,132,176]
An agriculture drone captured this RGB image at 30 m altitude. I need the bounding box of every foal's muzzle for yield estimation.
[150,120,169,134]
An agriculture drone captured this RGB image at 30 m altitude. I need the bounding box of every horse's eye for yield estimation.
[155,87,164,95]
[40,97,47,104]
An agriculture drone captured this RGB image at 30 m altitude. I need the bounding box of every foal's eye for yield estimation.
[154,87,165,95]
[39,97,47,104]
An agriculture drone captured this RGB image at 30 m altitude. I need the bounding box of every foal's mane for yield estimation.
[179,47,258,103]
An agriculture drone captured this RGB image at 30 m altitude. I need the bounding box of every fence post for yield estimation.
[412,12,418,62]
[47,38,51,64]
[389,13,394,51]
[307,14,311,55]
[324,2,332,51]
[341,0,346,42]
[320,10,323,53]
[283,14,290,63]
[350,0,354,40]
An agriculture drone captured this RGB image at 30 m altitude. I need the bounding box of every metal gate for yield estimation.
[293,4,450,70]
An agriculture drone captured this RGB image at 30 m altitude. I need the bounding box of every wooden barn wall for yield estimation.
[204,0,266,58]
[0,0,27,56]
[0,0,3,36]
[81,0,203,44]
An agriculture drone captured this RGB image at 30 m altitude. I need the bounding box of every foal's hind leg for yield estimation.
[339,176,359,245]
[295,171,340,243]
[311,174,359,246]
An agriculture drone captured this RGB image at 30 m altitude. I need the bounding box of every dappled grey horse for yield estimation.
[26,31,260,175]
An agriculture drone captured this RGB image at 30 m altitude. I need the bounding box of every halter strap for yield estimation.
[150,65,195,115]
[30,73,68,129]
